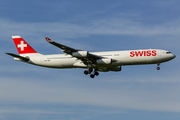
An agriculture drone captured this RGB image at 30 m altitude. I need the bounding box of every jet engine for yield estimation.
[72,51,89,58]
[96,58,112,65]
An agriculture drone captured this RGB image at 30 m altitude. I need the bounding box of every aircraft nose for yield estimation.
[174,54,176,58]
[172,54,176,59]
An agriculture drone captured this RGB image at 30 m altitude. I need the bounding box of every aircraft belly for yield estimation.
[121,56,156,65]
[47,59,75,68]
[30,57,76,68]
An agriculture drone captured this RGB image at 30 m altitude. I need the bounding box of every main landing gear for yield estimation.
[84,68,99,78]
[156,63,160,70]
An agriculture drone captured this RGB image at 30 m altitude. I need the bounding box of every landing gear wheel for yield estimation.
[90,74,95,78]
[84,68,93,75]
[157,67,160,70]
[84,68,99,78]
[84,70,89,75]
[157,63,160,70]
[94,71,99,76]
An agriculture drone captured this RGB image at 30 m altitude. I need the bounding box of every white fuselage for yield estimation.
[16,49,175,70]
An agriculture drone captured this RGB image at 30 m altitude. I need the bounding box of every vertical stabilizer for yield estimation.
[12,36,38,54]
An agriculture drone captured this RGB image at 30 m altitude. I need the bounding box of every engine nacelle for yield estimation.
[99,66,122,72]
[72,51,89,58]
[108,66,122,71]
[96,58,112,65]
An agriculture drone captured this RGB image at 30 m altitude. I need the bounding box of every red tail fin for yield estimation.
[12,36,37,54]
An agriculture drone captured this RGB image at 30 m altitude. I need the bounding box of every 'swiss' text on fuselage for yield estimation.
[130,50,157,57]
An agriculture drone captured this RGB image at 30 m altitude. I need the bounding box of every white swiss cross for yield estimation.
[18,41,27,51]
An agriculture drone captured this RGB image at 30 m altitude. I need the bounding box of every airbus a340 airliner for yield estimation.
[6,36,176,78]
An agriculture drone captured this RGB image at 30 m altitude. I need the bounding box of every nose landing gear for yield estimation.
[156,63,160,70]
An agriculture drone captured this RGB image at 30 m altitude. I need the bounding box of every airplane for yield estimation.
[6,35,176,78]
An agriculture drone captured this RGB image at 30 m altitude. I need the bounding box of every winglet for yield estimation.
[45,37,53,42]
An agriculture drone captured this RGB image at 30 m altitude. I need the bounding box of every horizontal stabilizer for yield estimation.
[6,53,29,62]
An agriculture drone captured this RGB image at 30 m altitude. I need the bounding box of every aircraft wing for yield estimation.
[6,53,29,62]
[45,37,103,65]
[45,37,81,54]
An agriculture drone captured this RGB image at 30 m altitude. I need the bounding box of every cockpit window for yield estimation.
[166,52,171,54]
